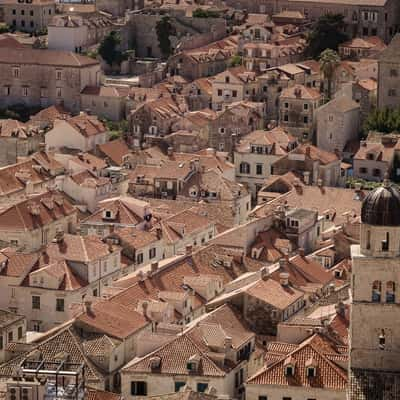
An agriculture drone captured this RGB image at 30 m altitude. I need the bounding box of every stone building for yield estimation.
[0,119,42,167]
[224,0,400,43]
[349,181,400,399]
[96,0,143,17]
[279,84,322,141]
[316,95,360,153]
[0,47,100,113]
[1,0,55,33]
[378,33,400,110]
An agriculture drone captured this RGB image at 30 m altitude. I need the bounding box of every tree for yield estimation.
[192,8,220,18]
[156,16,174,59]
[364,108,400,134]
[98,31,127,67]
[229,55,242,67]
[306,13,348,58]
[319,49,340,100]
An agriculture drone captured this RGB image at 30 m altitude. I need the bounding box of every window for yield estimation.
[359,167,368,174]
[32,296,40,310]
[283,114,288,122]
[217,89,222,96]
[12,67,20,78]
[8,331,13,342]
[372,280,382,302]
[56,298,64,312]
[306,366,316,377]
[49,8,51,14]
[30,21,34,28]
[388,89,397,97]
[256,164,263,175]
[56,70,62,80]
[149,248,156,259]
[131,381,147,396]
[4,86,10,96]
[373,168,381,177]
[258,396,267,400]
[284,366,294,376]
[30,10,33,16]
[22,86,28,97]
[93,289,98,297]
[197,383,208,393]
[379,329,385,350]
[56,87,62,98]
[382,231,389,251]
[136,253,143,264]
[21,9,24,15]
[386,281,395,303]
[303,116,309,124]
[21,20,25,27]
[283,397,292,400]
[239,162,250,174]
[175,382,186,392]
[232,90,237,98]
[12,9,16,14]
[18,326,23,339]
[284,102,289,109]
[225,76,230,83]
[303,103,308,110]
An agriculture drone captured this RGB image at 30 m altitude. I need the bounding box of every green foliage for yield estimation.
[319,49,340,100]
[306,13,348,58]
[364,108,400,134]
[0,104,42,122]
[0,24,10,34]
[229,55,242,67]
[156,16,174,59]
[104,119,128,134]
[84,50,98,60]
[98,31,127,67]
[109,131,121,141]
[192,8,220,18]
[347,177,400,190]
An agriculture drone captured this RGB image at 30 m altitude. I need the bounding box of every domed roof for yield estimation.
[361,182,400,226]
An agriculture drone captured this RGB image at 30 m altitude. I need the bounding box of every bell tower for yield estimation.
[349,180,400,398]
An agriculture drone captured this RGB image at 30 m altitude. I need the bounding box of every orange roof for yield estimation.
[280,84,321,100]
[97,139,130,166]
[65,113,106,137]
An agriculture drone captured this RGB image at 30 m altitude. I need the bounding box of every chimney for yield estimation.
[317,178,323,187]
[84,300,92,315]
[185,244,192,255]
[151,261,158,274]
[305,146,311,157]
[335,301,346,317]
[303,171,310,185]
[224,336,233,350]
[156,227,162,239]
[260,266,268,280]
[167,147,173,157]
[298,248,305,257]
[142,301,149,318]
[54,230,64,243]
[137,270,145,282]
[279,272,289,287]
[279,256,288,269]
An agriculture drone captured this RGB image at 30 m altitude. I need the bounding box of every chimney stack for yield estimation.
[279,272,289,287]
[142,301,149,318]
[167,147,173,157]
[185,244,192,255]
[151,261,158,274]
[84,300,92,315]
[224,336,233,350]
[298,248,305,257]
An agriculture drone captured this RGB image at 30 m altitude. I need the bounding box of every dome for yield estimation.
[361,182,400,226]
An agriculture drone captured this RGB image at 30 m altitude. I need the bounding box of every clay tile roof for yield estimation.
[112,227,159,249]
[0,47,99,67]
[70,169,110,188]
[76,300,148,340]
[65,113,106,137]
[44,234,113,263]
[122,333,225,376]
[0,119,38,138]
[357,78,377,91]
[0,190,75,232]
[293,144,339,165]
[86,389,122,400]
[97,139,130,166]
[248,336,348,390]
[0,309,24,328]
[245,278,303,310]
[30,105,70,124]
[280,84,321,100]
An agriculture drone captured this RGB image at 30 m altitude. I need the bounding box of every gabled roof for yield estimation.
[63,113,106,137]
[121,333,226,376]
[0,190,76,232]
[280,84,321,100]
[97,139,131,166]
[247,334,348,390]
[0,47,99,67]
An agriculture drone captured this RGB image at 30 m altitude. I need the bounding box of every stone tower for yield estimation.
[349,179,400,399]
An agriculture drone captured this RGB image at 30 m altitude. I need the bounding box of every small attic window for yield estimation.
[367,153,374,160]
[285,365,294,376]
[306,366,316,378]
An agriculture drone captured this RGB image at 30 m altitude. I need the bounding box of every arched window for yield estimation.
[240,162,250,174]
[372,280,381,302]
[386,281,395,303]
[382,232,389,251]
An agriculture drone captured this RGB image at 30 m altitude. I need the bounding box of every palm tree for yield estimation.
[319,49,340,100]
